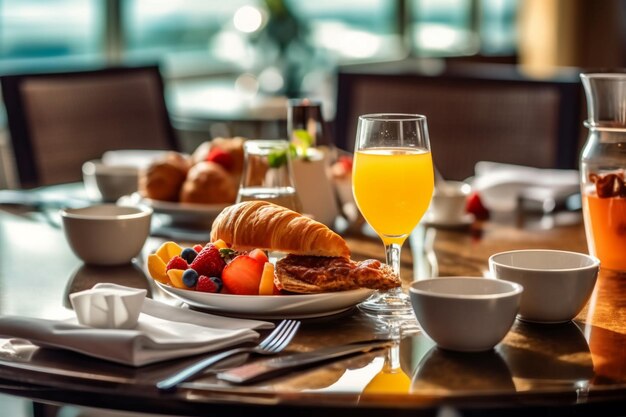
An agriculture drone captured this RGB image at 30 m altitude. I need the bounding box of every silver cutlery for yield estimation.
[157,319,300,392]
[216,339,393,385]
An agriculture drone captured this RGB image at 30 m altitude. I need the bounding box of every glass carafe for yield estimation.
[580,73,626,272]
[236,140,303,213]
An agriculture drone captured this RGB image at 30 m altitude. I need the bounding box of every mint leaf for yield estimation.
[268,150,288,168]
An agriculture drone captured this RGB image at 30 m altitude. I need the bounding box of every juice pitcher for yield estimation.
[580,73,626,272]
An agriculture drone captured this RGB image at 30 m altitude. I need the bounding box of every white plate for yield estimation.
[119,193,228,226]
[155,281,375,319]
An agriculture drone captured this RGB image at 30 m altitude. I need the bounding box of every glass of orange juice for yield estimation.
[352,114,434,314]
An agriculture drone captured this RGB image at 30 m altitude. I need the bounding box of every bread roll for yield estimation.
[191,137,245,178]
[139,157,188,202]
[179,161,237,204]
[210,201,350,258]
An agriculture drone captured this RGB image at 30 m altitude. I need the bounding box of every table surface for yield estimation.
[0,191,624,417]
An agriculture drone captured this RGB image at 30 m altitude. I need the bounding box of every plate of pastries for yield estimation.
[147,201,401,319]
[130,137,245,224]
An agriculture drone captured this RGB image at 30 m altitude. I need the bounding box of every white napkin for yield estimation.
[471,161,580,211]
[101,150,169,169]
[0,284,273,367]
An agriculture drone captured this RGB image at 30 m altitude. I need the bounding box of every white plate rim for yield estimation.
[155,281,374,319]
[118,193,229,224]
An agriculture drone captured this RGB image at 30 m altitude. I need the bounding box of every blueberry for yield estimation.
[182,269,199,288]
[209,276,223,293]
[181,247,198,263]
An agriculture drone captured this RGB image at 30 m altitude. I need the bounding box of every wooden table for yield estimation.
[0,196,624,417]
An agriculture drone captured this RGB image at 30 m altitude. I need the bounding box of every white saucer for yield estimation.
[422,213,474,228]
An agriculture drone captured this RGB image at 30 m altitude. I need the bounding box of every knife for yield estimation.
[217,339,393,385]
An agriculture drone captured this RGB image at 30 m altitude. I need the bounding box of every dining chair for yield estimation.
[334,61,583,180]
[1,65,179,188]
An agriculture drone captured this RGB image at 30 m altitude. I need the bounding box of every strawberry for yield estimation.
[193,244,204,253]
[466,191,489,221]
[338,155,353,172]
[206,147,234,171]
[166,255,188,271]
[196,275,222,293]
[222,255,264,295]
[190,243,226,277]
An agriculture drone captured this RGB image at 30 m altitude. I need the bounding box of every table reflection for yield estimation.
[409,343,514,394]
[499,321,593,390]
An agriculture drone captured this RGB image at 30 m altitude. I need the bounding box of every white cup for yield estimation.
[83,160,139,202]
[61,204,152,265]
[428,181,471,224]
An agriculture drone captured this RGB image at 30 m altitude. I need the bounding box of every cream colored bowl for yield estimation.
[410,277,522,352]
[61,204,152,265]
[489,249,599,323]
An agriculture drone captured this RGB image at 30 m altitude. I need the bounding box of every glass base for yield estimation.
[359,290,414,315]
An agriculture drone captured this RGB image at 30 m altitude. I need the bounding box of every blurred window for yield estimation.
[410,0,518,56]
[286,0,403,62]
[0,0,104,68]
[122,0,256,76]
[411,0,475,56]
[480,0,518,55]
[0,0,519,77]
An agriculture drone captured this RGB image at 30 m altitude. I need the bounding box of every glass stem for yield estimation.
[385,242,401,277]
[384,242,404,299]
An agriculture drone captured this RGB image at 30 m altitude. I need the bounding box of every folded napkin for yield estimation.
[471,161,580,212]
[0,284,273,367]
[101,150,169,169]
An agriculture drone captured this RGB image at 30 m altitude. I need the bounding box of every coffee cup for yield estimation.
[83,160,139,202]
[427,181,471,224]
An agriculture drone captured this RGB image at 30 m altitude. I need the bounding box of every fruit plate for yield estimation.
[154,281,375,319]
[118,193,228,226]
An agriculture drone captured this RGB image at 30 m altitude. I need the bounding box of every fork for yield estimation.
[156,319,301,392]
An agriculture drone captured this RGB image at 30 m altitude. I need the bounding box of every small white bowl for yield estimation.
[409,277,522,352]
[83,159,139,202]
[61,204,152,265]
[489,249,599,323]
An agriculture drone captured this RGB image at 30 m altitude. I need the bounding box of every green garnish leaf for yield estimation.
[219,248,236,257]
[268,150,288,168]
[291,129,314,159]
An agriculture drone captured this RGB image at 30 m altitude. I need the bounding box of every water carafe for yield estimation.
[580,73,626,272]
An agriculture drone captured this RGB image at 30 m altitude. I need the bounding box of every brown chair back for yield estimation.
[1,65,178,187]
[335,62,583,180]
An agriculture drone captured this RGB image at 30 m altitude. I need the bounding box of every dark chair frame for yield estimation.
[1,65,178,188]
[334,62,583,179]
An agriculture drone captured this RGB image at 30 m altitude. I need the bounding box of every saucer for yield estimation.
[422,213,474,228]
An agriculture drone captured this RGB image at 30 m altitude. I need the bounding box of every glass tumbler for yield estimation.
[580,73,626,272]
[236,139,303,213]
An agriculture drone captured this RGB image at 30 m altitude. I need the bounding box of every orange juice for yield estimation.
[583,192,626,271]
[353,147,434,244]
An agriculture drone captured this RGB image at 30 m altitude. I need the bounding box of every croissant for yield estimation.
[210,201,350,258]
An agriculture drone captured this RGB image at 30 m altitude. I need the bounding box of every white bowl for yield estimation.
[409,277,522,352]
[489,249,599,323]
[61,204,152,265]
[82,159,139,202]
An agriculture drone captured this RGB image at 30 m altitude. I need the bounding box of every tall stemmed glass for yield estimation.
[352,114,434,315]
